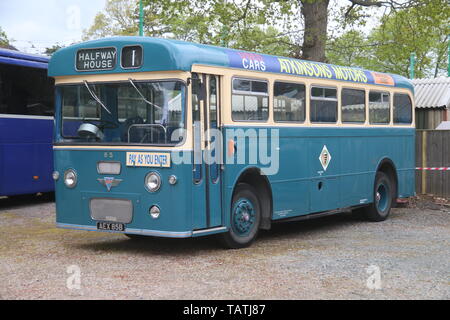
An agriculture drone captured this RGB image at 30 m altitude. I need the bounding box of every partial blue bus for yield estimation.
[0,48,54,196]
[49,37,415,248]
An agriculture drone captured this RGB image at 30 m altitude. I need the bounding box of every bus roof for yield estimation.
[48,36,413,92]
[0,48,49,69]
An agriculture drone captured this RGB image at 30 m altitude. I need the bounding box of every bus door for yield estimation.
[309,140,340,213]
[191,73,223,229]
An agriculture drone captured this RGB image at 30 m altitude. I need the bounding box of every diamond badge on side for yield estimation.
[319,145,331,171]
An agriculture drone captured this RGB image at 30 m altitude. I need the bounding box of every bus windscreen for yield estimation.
[59,80,185,145]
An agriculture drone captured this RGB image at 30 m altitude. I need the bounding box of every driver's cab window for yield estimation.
[231,77,268,121]
[61,85,101,137]
[59,81,185,145]
[119,81,184,144]
[118,86,148,122]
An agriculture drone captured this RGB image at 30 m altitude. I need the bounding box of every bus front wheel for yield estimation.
[363,171,393,222]
[220,183,261,249]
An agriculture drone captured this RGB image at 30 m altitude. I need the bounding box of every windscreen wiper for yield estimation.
[128,78,162,111]
[83,80,112,115]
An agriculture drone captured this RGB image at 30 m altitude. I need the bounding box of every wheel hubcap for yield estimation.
[232,198,255,236]
[376,183,389,212]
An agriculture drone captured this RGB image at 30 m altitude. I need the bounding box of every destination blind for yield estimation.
[76,47,117,71]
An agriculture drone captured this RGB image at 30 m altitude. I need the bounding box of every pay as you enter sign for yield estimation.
[126,152,171,168]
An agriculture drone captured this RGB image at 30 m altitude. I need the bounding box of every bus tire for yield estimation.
[220,183,261,249]
[363,171,393,222]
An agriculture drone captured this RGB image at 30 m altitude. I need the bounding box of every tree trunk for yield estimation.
[301,0,330,62]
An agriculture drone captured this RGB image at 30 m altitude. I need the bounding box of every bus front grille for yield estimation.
[89,198,133,223]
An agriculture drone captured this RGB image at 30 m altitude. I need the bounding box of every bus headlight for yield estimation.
[145,172,161,192]
[52,171,60,181]
[64,169,77,188]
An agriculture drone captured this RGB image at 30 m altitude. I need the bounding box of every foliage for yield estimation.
[82,0,296,56]
[327,0,450,78]
[0,26,10,47]
[44,44,64,56]
[83,0,138,40]
[368,0,449,78]
[83,0,450,77]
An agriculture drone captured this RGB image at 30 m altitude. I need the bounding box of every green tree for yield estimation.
[83,0,449,71]
[368,0,450,78]
[326,30,369,67]
[83,0,138,40]
[0,26,10,47]
[83,0,295,56]
[327,0,450,78]
[44,43,64,56]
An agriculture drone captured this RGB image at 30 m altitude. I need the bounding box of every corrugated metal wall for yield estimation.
[415,109,446,129]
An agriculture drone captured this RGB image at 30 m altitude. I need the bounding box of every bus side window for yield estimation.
[191,73,201,122]
[0,64,54,117]
[209,76,217,128]
[191,73,202,183]
[393,93,412,124]
[369,91,390,124]
[341,88,365,123]
[231,78,268,121]
[310,86,337,123]
[274,81,305,122]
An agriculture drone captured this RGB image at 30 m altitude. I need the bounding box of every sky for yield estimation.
[0,0,106,54]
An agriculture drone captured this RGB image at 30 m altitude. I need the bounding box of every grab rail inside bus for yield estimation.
[127,124,167,144]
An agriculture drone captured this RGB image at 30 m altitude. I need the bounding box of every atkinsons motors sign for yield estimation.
[76,47,117,71]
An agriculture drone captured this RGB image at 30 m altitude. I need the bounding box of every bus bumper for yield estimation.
[56,222,227,238]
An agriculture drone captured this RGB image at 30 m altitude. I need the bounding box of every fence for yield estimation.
[415,130,450,198]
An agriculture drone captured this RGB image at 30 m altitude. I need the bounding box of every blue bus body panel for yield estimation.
[48,37,413,93]
[221,126,415,222]
[0,48,49,69]
[54,149,195,234]
[0,117,54,195]
[53,127,415,235]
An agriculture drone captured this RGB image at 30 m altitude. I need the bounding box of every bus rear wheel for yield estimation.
[363,171,393,222]
[220,183,261,249]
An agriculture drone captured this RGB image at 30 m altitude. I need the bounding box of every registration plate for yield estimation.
[96,221,125,232]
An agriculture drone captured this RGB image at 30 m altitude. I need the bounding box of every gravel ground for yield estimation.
[0,195,448,300]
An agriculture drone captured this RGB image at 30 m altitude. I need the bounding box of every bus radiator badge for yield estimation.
[97,177,122,191]
[319,145,331,171]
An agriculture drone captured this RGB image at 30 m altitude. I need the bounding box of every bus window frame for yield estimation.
[340,86,366,125]
[368,90,391,125]
[0,63,54,117]
[231,76,270,123]
[273,80,306,124]
[57,78,188,147]
[393,92,413,125]
[309,84,338,124]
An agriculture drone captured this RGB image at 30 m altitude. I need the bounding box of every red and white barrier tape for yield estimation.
[416,167,450,171]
